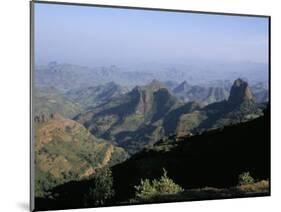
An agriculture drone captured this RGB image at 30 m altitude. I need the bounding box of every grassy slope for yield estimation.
[65,82,127,109]
[34,108,269,211]
[35,113,128,197]
[33,87,83,119]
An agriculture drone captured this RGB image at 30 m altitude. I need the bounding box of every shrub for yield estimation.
[238,172,255,185]
[135,179,158,200]
[238,180,269,192]
[134,169,183,200]
[83,167,114,206]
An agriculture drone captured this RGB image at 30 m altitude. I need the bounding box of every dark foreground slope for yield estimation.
[112,106,270,201]
[35,106,269,211]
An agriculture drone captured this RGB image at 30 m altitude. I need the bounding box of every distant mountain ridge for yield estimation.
[65,82,128,110]
[173,81,192,93]
[250,82,269,103]
[76,79,264,154]
[170,79,268,105]
[172,81,230,106]
[35,62,268,90]
[198,79,263,130]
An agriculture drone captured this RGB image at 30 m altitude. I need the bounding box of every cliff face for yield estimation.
[228,79,254,105]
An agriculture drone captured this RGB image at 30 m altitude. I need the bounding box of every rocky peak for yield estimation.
[228,78,254,105]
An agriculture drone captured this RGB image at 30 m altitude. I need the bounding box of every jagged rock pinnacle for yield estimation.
[228,78,254,104]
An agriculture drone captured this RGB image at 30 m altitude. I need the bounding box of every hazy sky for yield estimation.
[34,2,269,67]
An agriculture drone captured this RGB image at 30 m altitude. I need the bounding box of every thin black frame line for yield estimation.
[30,0,271,210]
[33,0,270,18]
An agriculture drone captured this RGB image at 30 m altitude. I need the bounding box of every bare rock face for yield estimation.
[135,80,169,115]
[228,79,254,105]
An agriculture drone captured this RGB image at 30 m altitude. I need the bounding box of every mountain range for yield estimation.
[33,66,269,210]
[75,79,264,154]
[34,104,270,210]
[170,80,268,105]
[65,82,128,110]
[35,62,268,90]
[171,81,230,106]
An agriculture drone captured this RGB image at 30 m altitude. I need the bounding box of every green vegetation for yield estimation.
[34,87,82,119]
[134,169,183,201]
[238,172,255,185]
[176,111,206,135]
[65,82,127,109]
[83,167,115,206]
[115,113,144,132]
[35,114,128,197]
[131,180,269,203]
